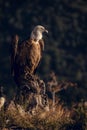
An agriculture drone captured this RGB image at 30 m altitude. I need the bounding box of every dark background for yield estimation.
[0,0,87,100]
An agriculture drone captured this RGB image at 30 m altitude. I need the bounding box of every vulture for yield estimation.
[11,25,48,86]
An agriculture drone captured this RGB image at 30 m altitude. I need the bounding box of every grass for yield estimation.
[0,100,87,130]
[0,73,87,130]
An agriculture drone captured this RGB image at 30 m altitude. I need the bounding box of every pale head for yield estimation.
[30,25,48,42]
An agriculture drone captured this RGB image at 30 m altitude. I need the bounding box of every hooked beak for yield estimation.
[45,29,48,33]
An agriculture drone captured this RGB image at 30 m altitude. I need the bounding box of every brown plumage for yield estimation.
[14,39,44,74]
[11,35,19,76]
[11,25,48,86]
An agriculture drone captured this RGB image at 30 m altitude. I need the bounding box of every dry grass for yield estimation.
[0,73,87,130]
[0,101,86,130]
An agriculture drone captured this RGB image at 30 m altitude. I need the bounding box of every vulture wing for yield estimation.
[14,39,44,76]
[11,35,19,76]
[11,38,44,86]
[33,39,44,73]
[39,39,44,52]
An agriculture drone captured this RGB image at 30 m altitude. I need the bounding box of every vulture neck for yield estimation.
[30,39,40,45]
[30,31,43,44]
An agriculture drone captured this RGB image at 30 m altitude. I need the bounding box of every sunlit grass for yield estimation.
[0,100,87,130]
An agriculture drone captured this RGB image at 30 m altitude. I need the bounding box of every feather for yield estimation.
[11,35,19,76]
[11,25,48,87]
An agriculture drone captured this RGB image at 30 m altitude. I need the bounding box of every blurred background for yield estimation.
[0,0,87,100]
